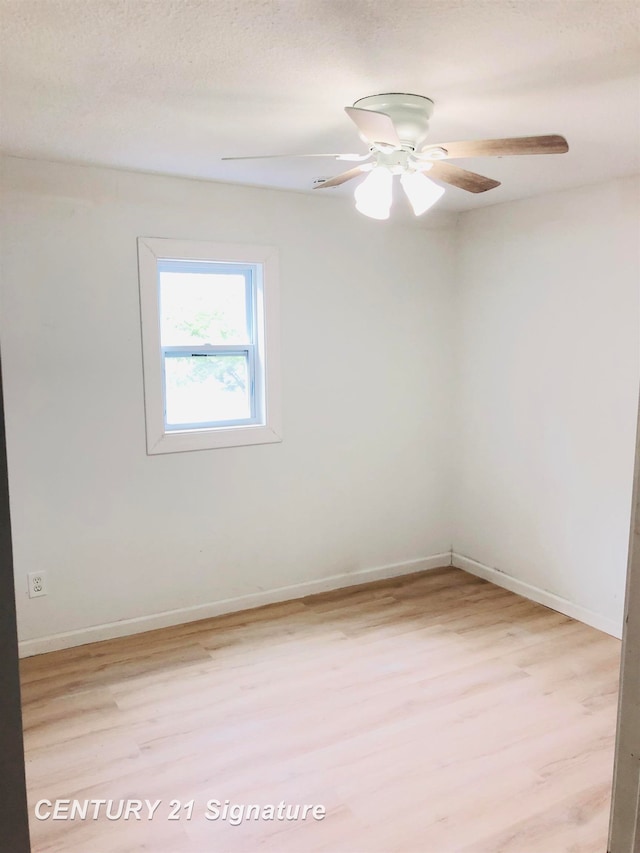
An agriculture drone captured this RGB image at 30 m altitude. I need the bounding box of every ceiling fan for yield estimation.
[222,94,569,219]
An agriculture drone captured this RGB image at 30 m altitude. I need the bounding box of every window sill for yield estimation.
[147,423,283,454]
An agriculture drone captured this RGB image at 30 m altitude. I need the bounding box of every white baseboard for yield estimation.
[20,550,622,657]
[18,553,453,658]
[452,552,622,639]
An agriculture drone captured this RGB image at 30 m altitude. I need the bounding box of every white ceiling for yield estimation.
[1,0,639,215]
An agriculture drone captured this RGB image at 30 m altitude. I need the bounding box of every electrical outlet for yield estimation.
[28,571,47,598]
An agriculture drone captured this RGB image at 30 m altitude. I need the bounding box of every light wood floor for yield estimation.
[20,567,620,853]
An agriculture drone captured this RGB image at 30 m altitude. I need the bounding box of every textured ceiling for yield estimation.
[1,0,639,215]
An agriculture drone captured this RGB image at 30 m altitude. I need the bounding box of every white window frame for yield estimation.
[137,237,282,454]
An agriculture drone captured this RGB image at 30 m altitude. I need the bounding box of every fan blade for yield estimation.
[422,135,569,159]
[427,162,501,193]
[222,152,366,161]
[345,107,401,148]
[313,164,372,189]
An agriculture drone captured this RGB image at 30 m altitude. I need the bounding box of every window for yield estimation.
[138,238,281,453]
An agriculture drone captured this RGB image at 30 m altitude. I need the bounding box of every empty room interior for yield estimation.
[1,1,640,852]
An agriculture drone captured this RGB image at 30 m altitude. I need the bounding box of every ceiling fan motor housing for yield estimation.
[353,93,435,150]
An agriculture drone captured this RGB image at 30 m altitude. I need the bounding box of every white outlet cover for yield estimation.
[28,571,47,598]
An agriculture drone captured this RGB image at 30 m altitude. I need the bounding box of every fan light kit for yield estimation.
[223,93,569,220]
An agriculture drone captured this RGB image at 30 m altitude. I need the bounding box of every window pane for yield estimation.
[160,271,249,346]
[164,355,251,427]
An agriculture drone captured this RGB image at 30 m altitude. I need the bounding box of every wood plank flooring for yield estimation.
[20,567,621,853]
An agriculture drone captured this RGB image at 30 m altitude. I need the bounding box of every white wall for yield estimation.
[0,157,456,652]
[2,157,638,652]
[452,177,640,635]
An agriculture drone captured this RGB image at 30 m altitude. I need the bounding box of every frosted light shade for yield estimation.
[400,171,445,216]
[354,167,393,220]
